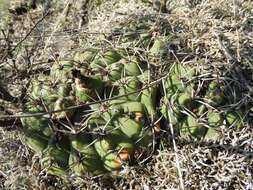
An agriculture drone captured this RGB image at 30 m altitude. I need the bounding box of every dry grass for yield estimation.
[0,0,253,189]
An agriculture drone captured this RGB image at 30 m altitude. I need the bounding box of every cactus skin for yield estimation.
[137,129,154,148]
[103,50,122,65]
[140,87,157,117]
[180,115,201,138]
[94,138,112,158]
[90,50,122,71]
[75,83,93,102]
[23,132,49,153]
[30,76,59,104]
[204,81,225,106]
[149,37,167,63]
[165,63,196,93]
[225,111,244,128]
[74,49,98,65]
[105,61,123,81]
[111,101,145,114]
[103,153,122,171]
[161,103,179,126]
[124,56,142,76]
[115,76,141,101]
[50,61,73,82]
[69,148,106,175]
[208,112,222,127]
[113,117,142,140]
[69,133,106,175]
[22,117,52,137]
[93,128,135,172]
[177,92,192,107]
[41,144,69,177]
[109,129,135,156]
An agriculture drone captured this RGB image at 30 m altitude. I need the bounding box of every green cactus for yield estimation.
[74,49,98,65]
[18,6,250,179]
[161,62,247,140]
[41,144,69,177]
[69,133,106,175]
[50,61,73,82]
[23,131,49,153]
[124,56,143,76]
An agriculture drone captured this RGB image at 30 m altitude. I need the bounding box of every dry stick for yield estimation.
[167,51,186,189]
[0,29,150,40]
[235,29,241,62]
[162,78,184,190]
[169,121,184,190]
[0,170,7,178]
[0,73,167,119]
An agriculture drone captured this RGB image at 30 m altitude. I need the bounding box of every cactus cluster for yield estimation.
[21,39,161,177]
[20,24,247,178]
[160,63,245,140]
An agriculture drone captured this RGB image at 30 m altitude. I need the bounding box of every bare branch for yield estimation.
[0,73,167,119]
